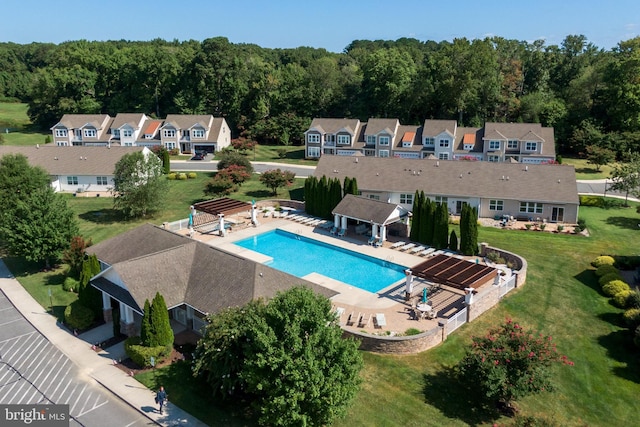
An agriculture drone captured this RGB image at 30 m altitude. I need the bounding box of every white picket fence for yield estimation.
[498,275,517,299]
[447,307,467,333]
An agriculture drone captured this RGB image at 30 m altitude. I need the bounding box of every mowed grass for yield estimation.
[562,157,618,180]
[0,102,48,146]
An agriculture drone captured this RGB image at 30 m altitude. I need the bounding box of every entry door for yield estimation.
[551,207,564,222]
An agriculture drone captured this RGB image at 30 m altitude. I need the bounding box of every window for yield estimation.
[337,135,350,145]
[439,139,449,148]
[368,194,380,201]
[145,133,154,139]
[163,129,176,138]
[165,142,176,150]
[307,134,320,143]
[400,193,413,205]
[55,129,67,137]
[379,150,390,157]
[122,129,133,137]
[435,196,448,205]
[489,200,504,211]
[192,129,205,138]
[525,142,537,151]
[67,176,78,186]
[519,202,543,214]
[326,134,335,143]
[307,147,320,157]
[379,136,390,146]
[83,129,96,138]
[507,140,518,149]
[123,142,134,146]
[56,141,68,146]
[113,129,120,138]
[463,144,474,150]
[424,137,435,146]
[96,176,108,185]
[488,155,500,162]
[489,140,500,150]
[366,135,376,145]
[438,152,449,160]
[74,129,81,138]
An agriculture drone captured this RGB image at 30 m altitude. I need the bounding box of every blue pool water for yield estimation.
[234,229,406,293]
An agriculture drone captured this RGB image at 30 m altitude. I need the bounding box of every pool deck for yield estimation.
[180,213,470,335]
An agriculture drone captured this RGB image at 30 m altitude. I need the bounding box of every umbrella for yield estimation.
[422,287,428,304]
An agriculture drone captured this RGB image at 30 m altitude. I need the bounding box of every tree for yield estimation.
[457,319,573,410]
[193,286,363,427]
[449,230,458,252]
[217,150,254,174]
[149,293,173,349]
[0,155,79,267]
[231,137,256,153]
[216,164,251,185]
[585,144,615,172]
[78,254,102,319]
[112,150,168,218]
[432,202,449,250]
[62,235,92,279]
[259,168,296,196]
[609,154,640,205]
[204,174,236,197]
[459,204,479,256]
[140,300,151,346]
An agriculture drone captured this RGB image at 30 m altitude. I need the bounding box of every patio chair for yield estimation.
[390,241,406,249]
[367,235,377,245]
[263,210,272,218]
[330,226,338,235]
[279,211,289,219]
[334,307,345,323]
[411,245,426,254]
[399,243,416,252]
[337,228,347,237]
[358,313,370,328]
[374,313,386,328]
[346,311,356,325]
[374,237,383,247]
[419,248,436,257]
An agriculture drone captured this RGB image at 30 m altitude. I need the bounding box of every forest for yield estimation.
[1,34,639,156]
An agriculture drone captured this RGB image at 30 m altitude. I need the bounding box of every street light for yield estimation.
[48,286,53,313]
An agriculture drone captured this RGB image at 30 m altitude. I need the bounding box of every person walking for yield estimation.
[155,386,167,414]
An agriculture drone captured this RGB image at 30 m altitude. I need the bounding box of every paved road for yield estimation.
[0,289,148,427]
[171,159,315,177]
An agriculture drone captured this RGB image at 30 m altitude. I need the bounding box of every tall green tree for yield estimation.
[433,202,449,249]
[259,168,296,196]
[112,150,167,218]
[585,145,616,172]
[78,254,102,319]
[149,292,174,349]
[193,287,363,427]
[140,299,152,347]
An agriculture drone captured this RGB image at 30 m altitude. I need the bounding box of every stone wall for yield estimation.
[467,282,502,322]
[480,242,528,287]
[342,325,444,354]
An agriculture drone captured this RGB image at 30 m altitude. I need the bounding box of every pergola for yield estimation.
[411,254,498,290]
[193,197,251,217]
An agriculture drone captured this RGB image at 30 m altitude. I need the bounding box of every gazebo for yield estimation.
[331,194,410,241]
[410,254,498,291]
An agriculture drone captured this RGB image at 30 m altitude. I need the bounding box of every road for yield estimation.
[0,287,148,427]
[171,159,315,177]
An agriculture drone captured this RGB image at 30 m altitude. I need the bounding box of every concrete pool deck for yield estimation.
[181,214,469,335]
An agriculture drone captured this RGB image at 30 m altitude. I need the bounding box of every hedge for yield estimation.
[599,272,623,288]
[187,172,197,179]
[63,277,79,292]
[64,301,94,330]
[623,308,640,329]
[595,264,618,277]
[124,336,171,368]
[602,280,630,297]
[613,290,634,308]
[592,255,615,268]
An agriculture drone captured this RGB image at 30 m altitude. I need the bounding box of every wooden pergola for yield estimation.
[193,197,251,217]
[411,254,498,290]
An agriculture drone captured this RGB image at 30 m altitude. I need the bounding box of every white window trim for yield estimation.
[507,140,518,149]
[439,139,449,148]
[438,152,449,160]
[379,136,390,146]
[97,176,108,185]
[489,140,500,150]
[525,142,537,151]
[519,202,543,214]
[379,150,390,157]
[307,147,320,157]
[424,137,435,146]
[400,193,413,205]
[55,129,67,137]
[489,200,504,211]
[307,134,320,143]
[192,129,205,139]
[67,176,78,186]
[83,129,96,138]
[337,135,351,145]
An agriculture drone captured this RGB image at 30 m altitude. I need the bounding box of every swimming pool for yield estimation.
[234,229,407,293]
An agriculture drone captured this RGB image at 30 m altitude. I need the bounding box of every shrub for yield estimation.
[613,290,634,308]
[167,173,177,180]
[404,328,422,336]
[595,264,618,277]
[602,280,630,297]
[187,172,197,179]
[277,148,287,159]
[177,173,187,180]
[64,301,94,330]
[627,290,640,309]
[124,336,170,368]
[168,148,179,156]
[598,272,623,287]
[62,277,78,292]
[579,195,604,207]
[592,255,615,268]
[623,308,640,329]
[525,223,532,230]
[557,225,564,232]
[577,218,587,232]
[540,223,547,231]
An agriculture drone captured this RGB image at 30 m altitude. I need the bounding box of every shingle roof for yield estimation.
[111,113,147,129]
[314,156,578,204]
[0,145,147,176]
[53,114,111,130]
[365,118,399,135]
[332,194,407,225]
[306,118,361,135]
[422,119,457,137]
[88,224,337,315]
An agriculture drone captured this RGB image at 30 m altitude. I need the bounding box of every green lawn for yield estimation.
[562,157,618,180]
[0,102,48,146]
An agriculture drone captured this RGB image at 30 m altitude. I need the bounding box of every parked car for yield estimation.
[191,152,206,160]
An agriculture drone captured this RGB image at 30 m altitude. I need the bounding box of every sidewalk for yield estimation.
[0,260,208,427]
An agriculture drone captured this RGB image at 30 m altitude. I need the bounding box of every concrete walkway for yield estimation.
[0,260,208,427]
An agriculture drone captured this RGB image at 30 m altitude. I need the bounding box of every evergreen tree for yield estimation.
[433,202,449,249]
[459,204,469,254]
[140,299,152,346]
[343,176,351,197]
[460,205,479,255]
[424,197,435,246]
[410,190,421,242]
[319,175,328,218]
[449,229,458,251]
[351,177,358,196]
[149,292,174,349]
[78,254,102,319]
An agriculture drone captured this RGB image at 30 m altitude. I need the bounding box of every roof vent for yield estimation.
[501,175,505,180]
[36,144,39,149]
[459,174,463,178]
[557,179,561,183]
[525,165,528,171]
[355,158,358,163]
[376,172,379,176]
[506,176,509,180]
[436,161,439,167]
[54,157,58,160]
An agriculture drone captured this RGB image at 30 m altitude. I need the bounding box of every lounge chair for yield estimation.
[390,241,406,249]
[263,210,272,218]
[374,237,383,247]
[374,313,386,328]
[399,243,416,252]
[419,248,436,257]
[334,307,345,323]
[367,235,377,245]
[279,211,289,219]
[330,226,338,235]
[346,311,356,325]
[358,313,370,328]
[337,228,346,237]
[411,245,426,254]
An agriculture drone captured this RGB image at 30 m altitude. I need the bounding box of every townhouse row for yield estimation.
[304,118,556,164]
[51,113,231,155]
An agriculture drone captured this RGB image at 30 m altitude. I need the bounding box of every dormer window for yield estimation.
[366,135,376,145]
[192,129,205,138]
[463,143,474,150]
[489,140,500,150]
[122,129,133,137]
[113,129,120,138]
[337,135,350,145]
[55,129,67,137]
[379,136,390,146]
[525,142,537,151]
[83,129,96,138]
[307,134,320,143]
[507,140,518,149]
[163,129,176,138]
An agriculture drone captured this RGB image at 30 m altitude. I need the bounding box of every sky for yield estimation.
[2,0,638,52]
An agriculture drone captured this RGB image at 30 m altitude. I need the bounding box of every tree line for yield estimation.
[2,35,640,156]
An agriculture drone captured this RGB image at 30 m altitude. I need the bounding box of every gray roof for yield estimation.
[393,125,422,151]
[88,224,337,315]
[314,156,579,204]
[110,113,147,129]
[53,114,112,130]
[332,194,407,225]
[422,119,457,137]
[364,118,399,135]
[306,118,361,135]
[0,145,147,176]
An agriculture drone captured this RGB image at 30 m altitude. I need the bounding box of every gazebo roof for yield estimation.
[411,254,498,290]
[193,197,251,216]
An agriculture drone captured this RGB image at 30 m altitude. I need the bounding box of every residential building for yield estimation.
[305,118,556,164]
[51,113,231,154]
[314,155,579,223]
[0,145,149,193]
[87,224,336,336]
